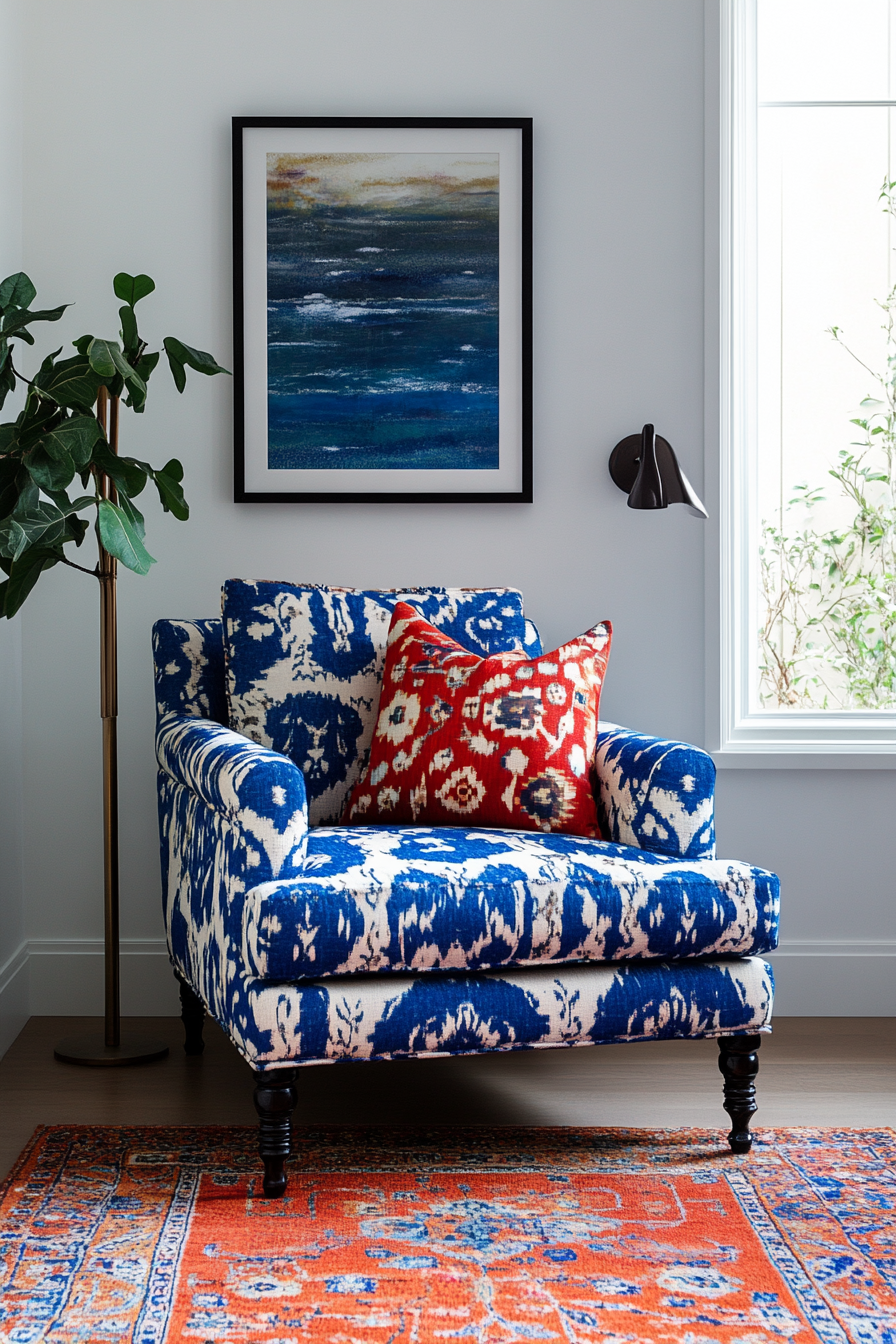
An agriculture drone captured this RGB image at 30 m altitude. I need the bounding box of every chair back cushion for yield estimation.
[223,582,532,825]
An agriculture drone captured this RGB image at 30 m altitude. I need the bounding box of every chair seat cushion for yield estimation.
[225,957,774,1068]
[242,826,779,981]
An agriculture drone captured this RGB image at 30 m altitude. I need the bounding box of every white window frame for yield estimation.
[707,0,896,766]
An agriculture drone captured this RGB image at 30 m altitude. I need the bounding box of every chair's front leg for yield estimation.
[253,1068,298,1197]
[718,1034,761,1153]
[175,973,206,1055]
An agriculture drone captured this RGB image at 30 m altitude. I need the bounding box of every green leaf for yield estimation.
[0,273,36,311]
[92,440,147,496]
[97,498,155,575]
[119,304,139,353]
[125,350,160,413]
[0,424,18,460]
[15,480,39,514]
[163,336,228,393]
[123,371,147,412]
[63,513,90,548]
[33,346,64,385]
[25,444,75,492]
[36,355,103,411]
[86,337,118,378]
[117,491,146,539]
[0,501,67,560]
[0,457,21,517]
[1,305,67,338]
[153,461,189,520]
[111,343,144,389]
[164,347,186,393]
[72,334,94,355]
[40,414,103,468]
[161,457,184,483]
[87,338,146,404]
[0,546,60,618]
[113,273,155,306]
[134,350,160,380]
[15,398,63,453]
[0,359,15,411]
[48,490,95,515]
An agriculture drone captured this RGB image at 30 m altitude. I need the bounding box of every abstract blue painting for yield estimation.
[265,152,499,472]
[234,119,531,502]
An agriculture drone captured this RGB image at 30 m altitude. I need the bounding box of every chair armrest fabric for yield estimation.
[152,618,228,724]
[157,715,309,1019]
[594,723,716,860]
[156,715,309,880]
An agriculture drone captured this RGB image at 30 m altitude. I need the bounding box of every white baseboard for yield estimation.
[0,941,29,1058]
[27,938,180,1016]
[768,940,896,1016]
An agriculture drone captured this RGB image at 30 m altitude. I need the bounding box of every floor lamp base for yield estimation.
[54,1033,170,1067]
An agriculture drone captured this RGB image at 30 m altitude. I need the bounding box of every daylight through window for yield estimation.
[755,0,896,713]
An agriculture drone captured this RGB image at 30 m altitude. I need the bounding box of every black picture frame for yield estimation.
[233,117,532,503]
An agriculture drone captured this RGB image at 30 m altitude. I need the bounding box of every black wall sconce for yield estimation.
[609,424,707,519]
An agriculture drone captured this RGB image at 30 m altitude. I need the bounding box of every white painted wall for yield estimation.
[2,0,892,1025]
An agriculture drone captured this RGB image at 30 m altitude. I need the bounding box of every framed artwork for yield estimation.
[233,117,532,503]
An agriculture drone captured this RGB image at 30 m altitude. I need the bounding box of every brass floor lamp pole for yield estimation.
[54,389,169,1067]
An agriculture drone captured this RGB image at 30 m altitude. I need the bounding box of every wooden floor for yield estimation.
[1,1015,893,1181]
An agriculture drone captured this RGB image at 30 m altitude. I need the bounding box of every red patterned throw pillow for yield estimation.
[343,602,612,836]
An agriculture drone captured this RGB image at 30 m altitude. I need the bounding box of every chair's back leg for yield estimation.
[253,1068,298,1198]
[175,972,206,1055]
[718,1034,761,1152]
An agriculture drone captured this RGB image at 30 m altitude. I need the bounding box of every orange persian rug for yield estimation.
[0,1125,894,1342]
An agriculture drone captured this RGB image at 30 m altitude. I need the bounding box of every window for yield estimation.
[715,0,896,757]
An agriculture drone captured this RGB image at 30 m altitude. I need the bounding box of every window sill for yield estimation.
[713,747,896,769]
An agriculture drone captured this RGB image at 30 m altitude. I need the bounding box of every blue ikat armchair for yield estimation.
[153,585,779,1197]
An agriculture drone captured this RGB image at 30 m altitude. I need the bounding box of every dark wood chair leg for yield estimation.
[253,1068,298,1198]
[718,1034,761,1153]
[175,973,206,1056]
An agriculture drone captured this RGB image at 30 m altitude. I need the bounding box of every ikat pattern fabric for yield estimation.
[153,592,774,1077]
[223,583,533,826]
[157,721,777,1065]
[344,604,613,837]
[152,617,228,724]
[157,715,309,886]
[596,723,717,860]
[4,1125,894,1344]
[243,826,779,982]
[240,957,773,1067]
[152,615,541,727]
[156,718,777,989]
[152,614,716,860]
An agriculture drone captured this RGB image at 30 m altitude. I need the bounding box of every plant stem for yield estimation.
[59,555,100,579]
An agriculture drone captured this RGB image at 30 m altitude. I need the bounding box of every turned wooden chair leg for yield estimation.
[175,973,206,1056]
[718,1034,761,1153]
[253,1068,298,1198]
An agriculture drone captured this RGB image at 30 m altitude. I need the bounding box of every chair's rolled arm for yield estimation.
[156,714,309,879]
[594,723,716,860]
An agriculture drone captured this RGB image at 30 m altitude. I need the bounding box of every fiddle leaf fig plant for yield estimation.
[0,270,228,617]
